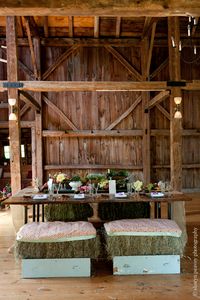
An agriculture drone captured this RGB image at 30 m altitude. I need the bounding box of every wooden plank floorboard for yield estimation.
[0,196,199,300]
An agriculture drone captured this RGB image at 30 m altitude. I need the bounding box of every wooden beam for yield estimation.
[40,37,142,47]
[168,16,182,191]
[150,129,170,136]
[44,164,143,170]
[34,37,43,184]
[116,17,121,38]
[146,21,157,78]
[24,16,40,37]
[0,80,169,92]
[141,37,151,184]
[16,16,24,37]
[68,16,73,38]
[151,129,200,136]
[42,129,143,137]
[150,58,169,80]
[20,103,30,117]
[23,17,38,79]
[105,96,142,130]
[156,103,171,120]
[94,17,100,38]
[42,45,79,80]
[142,17,152,38]
[0,1,200,17]
[31,126,37,184]
[105,45,142,81]
[6,16,21,194]
[147,90,170,109]
[43,16,49,38]
[43,95,78,130]
[1,47,35,80]
[0,121,35,128]
[19,90,41,112]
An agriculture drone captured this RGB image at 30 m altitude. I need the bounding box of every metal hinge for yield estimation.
[3,82,24,88]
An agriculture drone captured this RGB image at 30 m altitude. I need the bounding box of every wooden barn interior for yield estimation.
[0,1,200,299]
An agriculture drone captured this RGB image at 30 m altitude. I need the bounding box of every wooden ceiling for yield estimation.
[0,0,200,17]
[0,16,199,40]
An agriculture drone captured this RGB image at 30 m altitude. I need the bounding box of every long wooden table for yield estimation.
[2,187,192,224]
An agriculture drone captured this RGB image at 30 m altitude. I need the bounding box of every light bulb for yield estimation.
[174,97,182,105]
[179,41,182,52]
[194,45,197,55]
[174,111,182,119]
[171,36,176,48]
[8,98,16,106]
[9,112,17,121]
[187,24,191,37]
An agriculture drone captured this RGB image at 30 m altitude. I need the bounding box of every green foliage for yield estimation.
[70,175,82,182]
[86,173,106,182]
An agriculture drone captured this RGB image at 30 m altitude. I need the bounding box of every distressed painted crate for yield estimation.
[22,258,91,278]
[113,255,180,275]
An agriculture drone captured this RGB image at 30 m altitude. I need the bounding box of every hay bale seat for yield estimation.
[16,221,100,278]
[104,219,183,275]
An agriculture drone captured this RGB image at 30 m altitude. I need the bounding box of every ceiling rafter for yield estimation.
[146,21,157,78]
[23,17,39,79]
[23,16,40,37]
[68,16,74,37]
[116,17,121,38]
[94,16,100,38]
[43,16,49,37]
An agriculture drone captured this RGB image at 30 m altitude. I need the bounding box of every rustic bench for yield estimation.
[15,221,99,278]
[104,218,183,275]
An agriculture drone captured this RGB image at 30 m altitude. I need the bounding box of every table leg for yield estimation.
[24,206,28,224]
[168,203,172,219]
[42,204,45,222]
[33,204,36,221]
[158,202,161,218]
[154,203,158,218]
[37,204,40,222]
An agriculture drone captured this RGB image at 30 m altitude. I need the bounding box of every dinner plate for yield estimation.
[74,194,85,199]
[32,194,48,200]
[115,192,127,198]
[150,192,164,198]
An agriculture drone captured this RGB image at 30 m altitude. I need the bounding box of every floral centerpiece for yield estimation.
[133,180,143,192]
[56,173,68,183]
[69,175,82,192]
[53,172,69,193]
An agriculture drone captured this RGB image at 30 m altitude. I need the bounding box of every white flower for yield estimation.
[133,180,143,192]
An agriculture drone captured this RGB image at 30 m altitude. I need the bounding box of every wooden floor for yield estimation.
[0,194,199,300]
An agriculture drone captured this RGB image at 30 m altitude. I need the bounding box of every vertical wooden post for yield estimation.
[168,18,186,248]
[168,17,182,191]
[33,37,43,184]
[6,16,21,194]
[31,126,36,183]
[141,37,151,185]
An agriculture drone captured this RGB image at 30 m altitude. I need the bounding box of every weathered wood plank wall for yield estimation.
[1,41,200,189]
